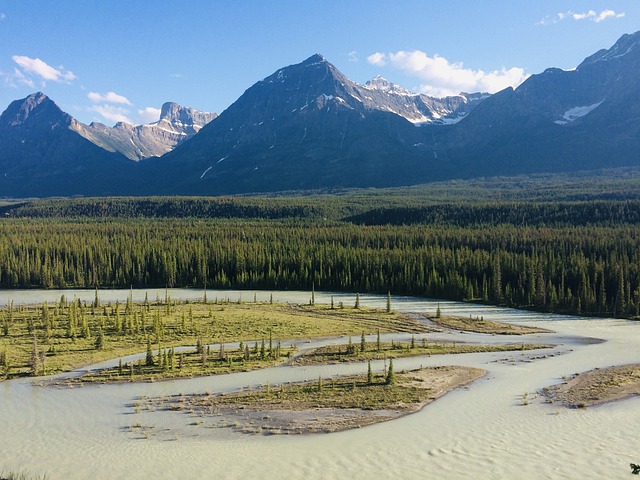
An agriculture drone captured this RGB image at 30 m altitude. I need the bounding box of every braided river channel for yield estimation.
[1,289,639,479]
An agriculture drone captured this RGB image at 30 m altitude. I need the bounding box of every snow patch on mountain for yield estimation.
[554,101,603,124]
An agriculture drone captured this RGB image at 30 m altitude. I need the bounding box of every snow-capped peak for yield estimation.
[364,76,413,96]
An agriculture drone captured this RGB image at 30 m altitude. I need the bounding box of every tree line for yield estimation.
[0,213,639,318]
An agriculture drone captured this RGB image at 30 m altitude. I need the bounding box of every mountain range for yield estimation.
[1,31,639,197]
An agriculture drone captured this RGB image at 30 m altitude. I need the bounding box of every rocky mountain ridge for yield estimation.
[1,31,639,197]
[71,102,217,160]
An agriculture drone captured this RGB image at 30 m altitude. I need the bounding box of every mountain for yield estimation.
[147,54,486,194]
[0,92,137,197]
[2,32,640,197]
[361,75,488,125]
[437,31,640,177]
[71,102,217,161]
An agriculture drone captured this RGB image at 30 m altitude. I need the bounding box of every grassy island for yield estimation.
[0,295,431,381]
[142,365,486,435]
[290,337,551,366]
[430,314,552,335]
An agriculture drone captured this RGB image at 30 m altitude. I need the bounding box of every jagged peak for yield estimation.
[302,53,327,65]
[0,91,69,128]
[157,101,217,127]
[364,75,413,96]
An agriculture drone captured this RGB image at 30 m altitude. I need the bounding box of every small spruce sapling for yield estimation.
[386,358,396,386]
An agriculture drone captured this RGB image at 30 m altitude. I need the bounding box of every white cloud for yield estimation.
[367,52,387,67]
[89,104,132,124]
[348,51,359,63]
[87,91,131,105]
[0,13,6,21]
[368,50,529,97]
[594,9,625,22]
[137,107,161,124]
[12,55,76,84]
[539,9,625,25]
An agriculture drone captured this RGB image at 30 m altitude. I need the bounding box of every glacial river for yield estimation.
[1,289,638,479]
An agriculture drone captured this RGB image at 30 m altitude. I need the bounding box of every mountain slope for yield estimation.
[0,92,137,196]
[148,54,474,194]
[1,32,640,198]
[434,31,640,177]
[71,102,217,160]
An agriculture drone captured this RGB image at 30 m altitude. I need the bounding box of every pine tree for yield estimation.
[169,347,175,369]
[355,292,360,309]
[1,347,8,377]
[377,328,381,352]
[95,328,104,350]
[30,335,40,376]
[360,332,366,352]
[386,291,392,313]
[436,303,441,318]
[145,337,154,367]
[367,359,373,384]
[347,336,354,355]
[386,358,396,386]
[2,311,8,336]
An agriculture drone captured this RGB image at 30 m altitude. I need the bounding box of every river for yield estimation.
[0,289,638,479]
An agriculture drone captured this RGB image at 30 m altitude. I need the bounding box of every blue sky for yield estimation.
[1,1,638,125]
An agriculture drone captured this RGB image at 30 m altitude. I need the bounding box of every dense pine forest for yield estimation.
[1,173,640,319]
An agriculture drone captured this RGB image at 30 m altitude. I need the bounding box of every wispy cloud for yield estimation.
[12,55,76,84]
[538,9,625,26]
[0,13,7,21]
[89,104,132,124]
[348,51,359,63]
[2,67,35,88]
[137,107,161,124]
[368,50,529,97]
[87,91,131,105]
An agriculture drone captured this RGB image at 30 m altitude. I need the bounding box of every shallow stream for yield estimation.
[1,289,638,479]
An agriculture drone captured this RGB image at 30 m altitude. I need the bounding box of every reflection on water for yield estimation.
[1,289,639,479]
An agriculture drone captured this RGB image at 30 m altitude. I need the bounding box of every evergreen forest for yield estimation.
[1,174,639,319]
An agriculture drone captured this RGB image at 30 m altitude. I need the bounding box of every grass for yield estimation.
[292,338,551,365]
[0,296,430,380]
[430,314,552,335]
[145,365,486,434]
[196,373,426,410]
[76,341,298,383]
